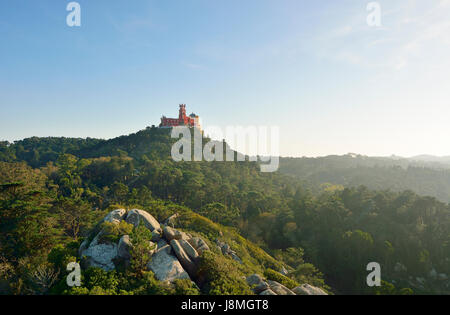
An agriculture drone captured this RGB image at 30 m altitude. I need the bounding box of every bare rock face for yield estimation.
[246,274,265,287]
[246,274,270,294]
[126,209,161,232]
[80,211,124,271]
[178,239,200,262]
[292,284,328,295]
[267,280,296,295]
[104,209,127,223]
[170,239,198,278]
[188,237,210,255]
[82,242,118,271]
[148,244,190,282]
[79,209,206,285]
[163,226,191,242]
[260,289,277,295]
[117,235,132,260]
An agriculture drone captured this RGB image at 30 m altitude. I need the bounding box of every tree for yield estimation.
[129,224,154,277]
[54,198,93,241]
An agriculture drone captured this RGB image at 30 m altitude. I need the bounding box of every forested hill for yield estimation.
[279,155,450,203]
[1,128,449,295]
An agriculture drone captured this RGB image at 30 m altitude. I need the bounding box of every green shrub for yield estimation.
[173,279,200,295]
[98,221,133,244]
[197,251,253,295]
[130,223,155,276]
[264,268,298,289]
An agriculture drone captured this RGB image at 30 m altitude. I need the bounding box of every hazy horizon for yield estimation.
[1,0,450,157]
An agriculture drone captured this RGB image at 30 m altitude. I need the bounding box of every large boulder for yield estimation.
[79,238,90,257]
[104,209,127,223]
[117,235,132,260]
[246,274,270,294]
[254,281,270,294]
[178,239,200,262]
[163,226,191,242]
[246,274,265,287]
[292,284,328,295]
[80,220,121,271]
[170,240,198,277]
[81,242,118,271]
[188,237,210,255]
[148,244,190,282]
[267,280,296,295]
[126,209,161,232]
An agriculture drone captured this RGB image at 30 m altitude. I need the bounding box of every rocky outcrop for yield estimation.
[292,284,328,295]
[215,239,242,264]
[80,209,210,285]
[260,289,277,295]
[246,273,327,296]
[104,209,127,223]
[126,209,161,232]
[148,244,190,282]
[80,218,121,271]
[188,237,210,255]
[170,239,198,278]
[117,235,132,260]
[82,242,118,271]
[267,280,296,295]
[163,226,191,242]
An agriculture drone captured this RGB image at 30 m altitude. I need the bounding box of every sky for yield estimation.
[1,0,450,157]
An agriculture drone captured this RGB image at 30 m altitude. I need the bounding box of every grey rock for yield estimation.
[188,237,210,255]
[170,239,198,277]
[260,289,277,295]
[104,209,127,223]
[163,226,190,242]
[126,209,161,232]
[178,239,200,262]
[230,252,243,264]
[280,266,289,276]
[246,274,265,286]
[117,235,132,260]
[148,244,190,282]
[292,284,328,295]
[267,280,296,295]
[438,273,448,281]
[82,243,118,271]
[254,281,270,294]
[156,239,169,250]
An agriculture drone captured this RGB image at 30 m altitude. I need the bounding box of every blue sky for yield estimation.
[1,0,449,157]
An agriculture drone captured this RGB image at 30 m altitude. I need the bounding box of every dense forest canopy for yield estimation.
[0,127,449,295]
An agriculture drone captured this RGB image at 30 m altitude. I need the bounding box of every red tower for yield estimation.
[160,104,201,129]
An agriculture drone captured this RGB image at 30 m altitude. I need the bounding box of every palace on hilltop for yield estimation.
[159,104,201,129]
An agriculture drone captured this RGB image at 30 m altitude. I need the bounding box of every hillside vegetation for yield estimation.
[0,128,449,294]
